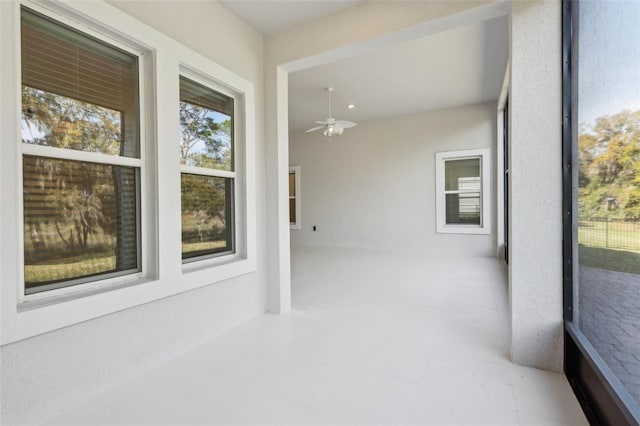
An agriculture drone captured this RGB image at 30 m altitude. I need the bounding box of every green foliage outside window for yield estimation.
[578,110,640,219]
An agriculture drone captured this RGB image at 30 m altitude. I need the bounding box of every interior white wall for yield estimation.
[0,2,267,425]
[289,103,497,256]
[509,0,563,372]
[264,0,509,316]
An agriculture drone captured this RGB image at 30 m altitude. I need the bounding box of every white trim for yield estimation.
[435,148,491,235]
[1,0,257,345]
[289,165,301,230]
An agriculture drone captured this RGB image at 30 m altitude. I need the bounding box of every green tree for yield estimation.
[181,175,228,243]
[22,86,122,153]
[578,110,640,218]
[179,102,220,164]
[179,101,231,170]
[22,86,121,256]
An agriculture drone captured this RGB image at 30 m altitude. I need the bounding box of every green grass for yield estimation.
[578,220,640,252]
[577,220,639,274]
[578,245,640,275]
[26,239,229,286]
[23,211,231,286]
[182,240,227,253]
[25,254,116,285]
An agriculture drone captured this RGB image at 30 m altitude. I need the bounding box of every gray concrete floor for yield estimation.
[579,266,640,405]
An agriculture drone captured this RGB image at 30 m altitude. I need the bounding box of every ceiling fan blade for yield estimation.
[334,120,357,129]
[305,125,325,133]
[315,120,328,125]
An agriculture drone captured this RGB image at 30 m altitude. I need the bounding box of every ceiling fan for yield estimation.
[305,87,357,138]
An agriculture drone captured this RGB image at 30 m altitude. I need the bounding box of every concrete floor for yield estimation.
[49,247,588,425]
[579,266,640,405]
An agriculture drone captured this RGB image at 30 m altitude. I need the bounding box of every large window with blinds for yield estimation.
[20,7,142,293]
[1,0,256,344]
[179,75,234,261]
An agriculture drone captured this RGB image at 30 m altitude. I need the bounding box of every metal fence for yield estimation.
[578,217,640,252]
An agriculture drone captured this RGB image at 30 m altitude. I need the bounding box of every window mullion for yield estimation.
[179,164,236,179]
[22,144,142,168]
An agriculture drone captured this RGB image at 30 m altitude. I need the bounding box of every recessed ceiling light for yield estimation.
[347,104,355,109]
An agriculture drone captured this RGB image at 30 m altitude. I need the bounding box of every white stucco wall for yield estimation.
[0,2,267,425]
[289,103,497,256]
[509,0,564,372]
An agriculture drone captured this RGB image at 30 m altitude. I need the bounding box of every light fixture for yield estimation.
[322,125,344,138]
[305,88,357,140]
[347,104,355,109]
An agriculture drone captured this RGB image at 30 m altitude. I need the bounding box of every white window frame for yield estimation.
[179,68,242,269]
[289,165,301,230]
[13,2,155,306]
[0,0,256,345]
[435,148,491,235]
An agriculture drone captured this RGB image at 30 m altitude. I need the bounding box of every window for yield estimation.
[563,0,640,422]
[289,166,301,230]
[179,76,234,261]
[20,7,142,294]
[435,149,490,234]
[1,0,256,344]
[503,99,509,263]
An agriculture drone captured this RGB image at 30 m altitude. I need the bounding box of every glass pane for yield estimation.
[23,156,139,292]
[21,7,139,158]
[289,198,296,224]
[289,172,296,197]
[445,158,480,191]
[22,87,125,155]
[181,174,233,259]
[446,193,481,225]
[577,0,640,406]
[179,77,233,171]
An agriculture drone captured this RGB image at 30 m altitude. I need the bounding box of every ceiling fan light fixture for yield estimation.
[305,87,357,139]
[322,126,336,137]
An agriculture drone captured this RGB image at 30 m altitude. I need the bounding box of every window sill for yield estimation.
[436,225,491,235]
[17,273,153,312]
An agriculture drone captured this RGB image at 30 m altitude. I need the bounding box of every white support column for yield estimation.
[509,0,564,372]
[265,66,291,314]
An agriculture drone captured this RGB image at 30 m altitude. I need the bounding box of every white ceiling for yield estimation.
[219,1,360,35]
[288,16,509,133]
